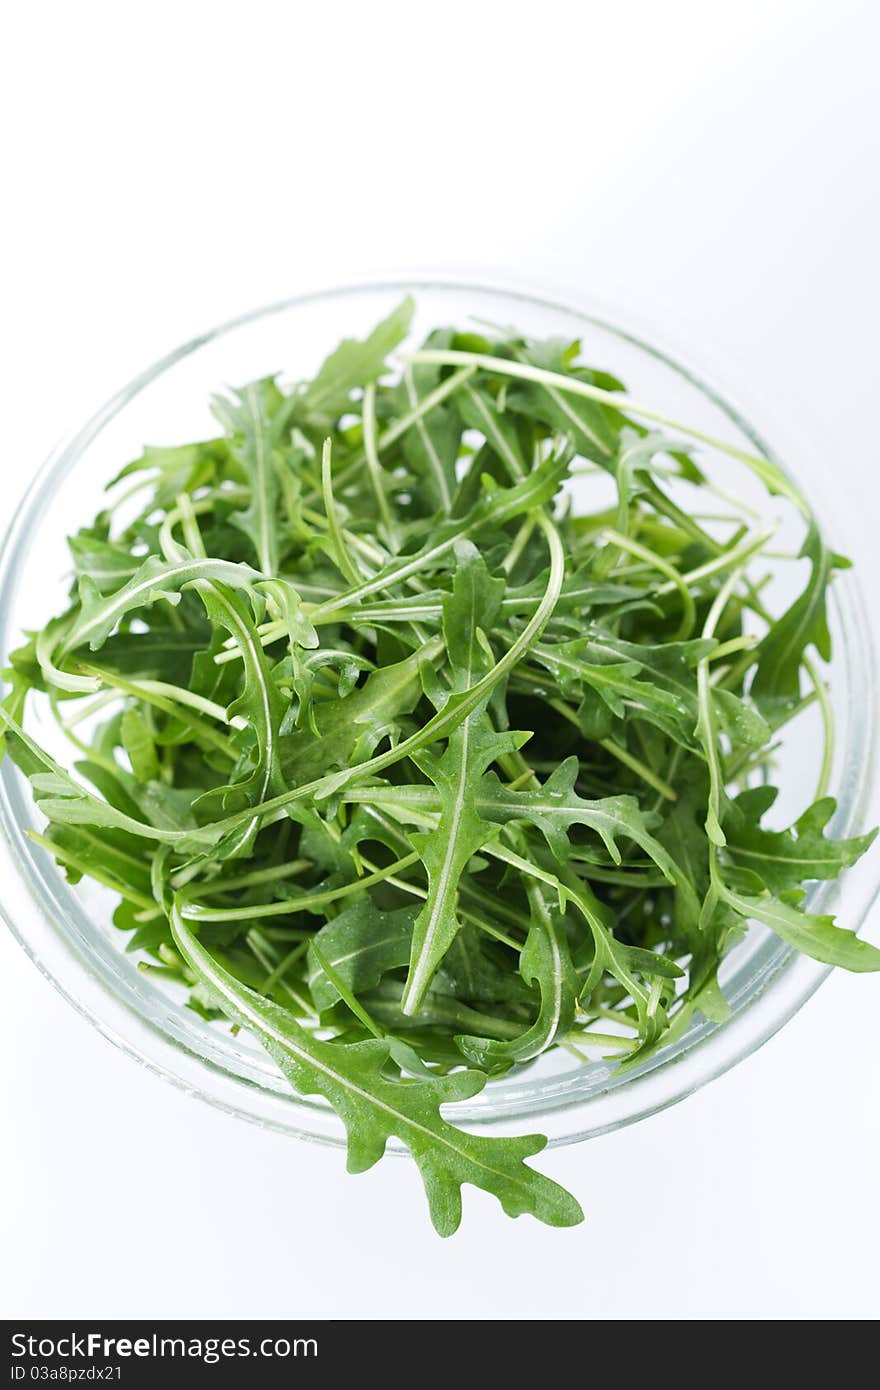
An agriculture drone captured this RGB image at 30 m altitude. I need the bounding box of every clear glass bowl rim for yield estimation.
[1,272,878,1151]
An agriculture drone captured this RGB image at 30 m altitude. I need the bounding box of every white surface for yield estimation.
[2,0,879,1321]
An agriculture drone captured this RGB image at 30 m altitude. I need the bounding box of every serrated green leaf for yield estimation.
[724,787,877,893]
[722,884,880,972]
[300,296,414,423]
[212,378,289,574]
[401,547,524,1013]
[475,757,676,877]
[63,554,264,655]
[751,524,842,715]
[171,907,584,1235]
[306,901,416,1012]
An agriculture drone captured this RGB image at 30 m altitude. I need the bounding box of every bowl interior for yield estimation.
[1,279,877,1146]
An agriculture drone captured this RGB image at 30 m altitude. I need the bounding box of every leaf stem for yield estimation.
[362,382,398,546]
[405,348,808,512]
[321,438,363,586]
[600,526,695,640]
[181,851,422,921]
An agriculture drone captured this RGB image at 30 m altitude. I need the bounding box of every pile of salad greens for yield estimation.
[2,296,877,1234]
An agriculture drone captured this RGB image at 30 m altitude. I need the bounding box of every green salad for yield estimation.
[2,296,877,1234]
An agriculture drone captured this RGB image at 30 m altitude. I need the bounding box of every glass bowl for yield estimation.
[1,276,878,1150]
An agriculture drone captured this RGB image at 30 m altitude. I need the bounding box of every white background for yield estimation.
[2,0,879,1320]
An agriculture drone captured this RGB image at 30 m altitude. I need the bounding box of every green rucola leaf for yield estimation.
[191,583,286,859]
[256,578,319,652]
[508,338,621,464]
[611,430,677,530]
[456,884,577,1069]
[171,906,584,1235]
[0,705,187,842]
[309,452,567,625]
[401,398,461,515]
[94,623,211,686]
[721,884,880,972]
[109,438,228,511]
[723,786,877,894]
[67,529,142,594]
[406,342,806,505]
[713,688,771,748]
[31,821,154,901]
[280,646,426,786]
[511,865,681,1047]
[475,757,677,878]
[401,546,526,1014]
[0,638,39,755]
[504,568,652,622]
[398,334,463,513]
[440,541,505,670]
[575,632,728,748]
[656,768,713,896]
[299,296,414,424]
[211,378,289,575]
[120,708,160,782]
[457,381,527,481]
[306,901,416,1012]
[194,584,285,796]
[434,926,532,1008]
[751,523,845,716]
[531,639,700,748]
[62,555,264,655]
[401,719,521,1015]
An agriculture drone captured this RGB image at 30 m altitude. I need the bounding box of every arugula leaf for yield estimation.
[299,297,414,424]
[401,719,519,1014]
[475,758,678,879]
[434,926,532,1009]
[192,583,285,858]
[531,640,702,747]
[721,885,880,972]
[68,529,142,594]
[110,439,228,512]
[211,378,289,574]
[723,787,877,894]
[456,884,577,1068]
[62,555,265,656]
[120,708,160,782]
[457,382,527,482]
[280,646,426,785]
[306,901,416,1012]
[508,340,620,464]
[399,337,463,513]
[1,706,174,840]
[171,907,583,1235]
[751,524,843,715]
[401,546,523,1013]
